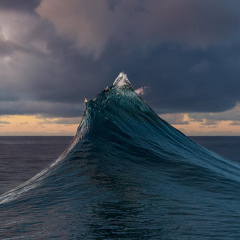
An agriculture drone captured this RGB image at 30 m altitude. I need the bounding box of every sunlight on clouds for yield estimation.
[0,112,239,136]
[0,115,79,136]
[0,11,35,43]
[160,113,240,136]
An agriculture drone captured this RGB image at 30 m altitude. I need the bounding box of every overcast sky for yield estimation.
[0,0,239,135]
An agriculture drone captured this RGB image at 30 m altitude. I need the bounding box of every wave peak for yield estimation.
[113,72,133,90]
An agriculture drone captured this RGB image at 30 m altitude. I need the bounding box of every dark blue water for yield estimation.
[190,136,240,163]
[1,136,239,197]
[0,74,240,239]
[0,136,72,195]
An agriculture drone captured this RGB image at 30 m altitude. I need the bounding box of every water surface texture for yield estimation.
[0,136,72,195]
[1,73,240,239]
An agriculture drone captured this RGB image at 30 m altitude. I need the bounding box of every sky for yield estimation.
[0,0,239,136]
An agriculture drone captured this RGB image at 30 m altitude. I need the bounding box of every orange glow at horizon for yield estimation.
[0,113,239,136]
[171,115,240,136]
[0,115,79,136]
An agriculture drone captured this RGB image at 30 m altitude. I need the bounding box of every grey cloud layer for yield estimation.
[37,0,240,57]
[0,100,84,118]
[0,0,39,12]
[0,0,239,119]
[189,104,240,122]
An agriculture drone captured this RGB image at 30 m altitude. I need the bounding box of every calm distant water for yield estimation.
[0,136,73,195]
[190,136,240,163]
[0,136,239,196]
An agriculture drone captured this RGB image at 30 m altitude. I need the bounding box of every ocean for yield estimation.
[0,74,240,239]
[0,136,73,196]
[0,136,239,197]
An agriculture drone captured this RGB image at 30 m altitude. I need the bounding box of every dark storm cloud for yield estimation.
[0,35,42,58]
[0,0,40,12]
[0,0,240,119]
[36,0,240,55]
[128,44,240,113]
[0,37,15,56]
[0,101,84,118]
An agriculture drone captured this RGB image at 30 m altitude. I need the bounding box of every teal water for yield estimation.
[0,74,240,239]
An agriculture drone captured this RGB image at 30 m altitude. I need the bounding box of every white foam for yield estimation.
[113,72,133,89]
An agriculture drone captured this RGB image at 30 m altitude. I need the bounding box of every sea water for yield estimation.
[0,136,239,197]
[0,73,240,239]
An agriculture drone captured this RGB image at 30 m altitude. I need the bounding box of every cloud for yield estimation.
[0,101,84,118]
[0,0,40,12]
[36,0,114,58]
[0,0,239,121]
[188,103,240,122]
[39,117,80,125]
[36,0,240,57]
[53,118,79,124]
[0,36,15,57]
[188,130,240,136]
[229,121,240,126]
[135,86,150,96]
[159,113,189,125]
[201,119,219,126]
[190,60,210,73]
[0,120,10,124]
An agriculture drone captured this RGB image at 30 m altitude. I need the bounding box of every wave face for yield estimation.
[1,73,240,239]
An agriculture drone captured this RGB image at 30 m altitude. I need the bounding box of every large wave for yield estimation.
[1,73,240,239]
